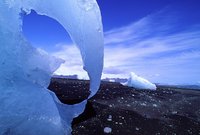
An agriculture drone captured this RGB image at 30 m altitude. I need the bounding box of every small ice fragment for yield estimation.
[104,127,112,134]
[141,103,147,106]
[107,115,112,121]
[136,127,140,131]
[153,104,158,107]
[127,104,131,107]
[172,111,178,114]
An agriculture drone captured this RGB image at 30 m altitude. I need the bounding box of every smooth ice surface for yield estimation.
[0,0,103,134]
[125,72,157,90]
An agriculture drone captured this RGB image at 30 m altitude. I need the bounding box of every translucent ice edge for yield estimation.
[0,0,104,134]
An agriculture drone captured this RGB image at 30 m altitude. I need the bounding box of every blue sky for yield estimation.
[22,0,200,84]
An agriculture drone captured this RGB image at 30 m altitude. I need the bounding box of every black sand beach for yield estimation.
[48,78,200,135]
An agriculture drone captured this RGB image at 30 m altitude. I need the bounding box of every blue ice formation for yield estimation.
[0,0,104,134]
[125,72,157,90]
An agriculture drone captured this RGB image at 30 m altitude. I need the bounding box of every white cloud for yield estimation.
[52,44,89,79]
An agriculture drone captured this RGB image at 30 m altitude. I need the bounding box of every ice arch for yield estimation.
[21,0,104,97]
[0,0,104,135]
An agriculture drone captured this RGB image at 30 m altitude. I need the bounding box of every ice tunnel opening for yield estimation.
[22,10,71,52]
[22,10,86,77]
[22,10,90,104]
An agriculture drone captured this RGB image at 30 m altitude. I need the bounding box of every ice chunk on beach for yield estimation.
[104,127,112,134]
[125,72,157,90]
[0,0,103,134]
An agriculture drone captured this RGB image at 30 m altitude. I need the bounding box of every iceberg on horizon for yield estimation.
[125,72,157,90]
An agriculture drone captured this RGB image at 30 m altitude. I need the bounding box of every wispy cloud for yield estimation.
[52,44,89,79]
[52,8,200,84]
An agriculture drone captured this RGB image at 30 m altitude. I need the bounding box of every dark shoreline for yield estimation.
[48,78,200,135]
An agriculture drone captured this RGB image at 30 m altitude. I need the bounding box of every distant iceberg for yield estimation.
[125,72,157,90]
